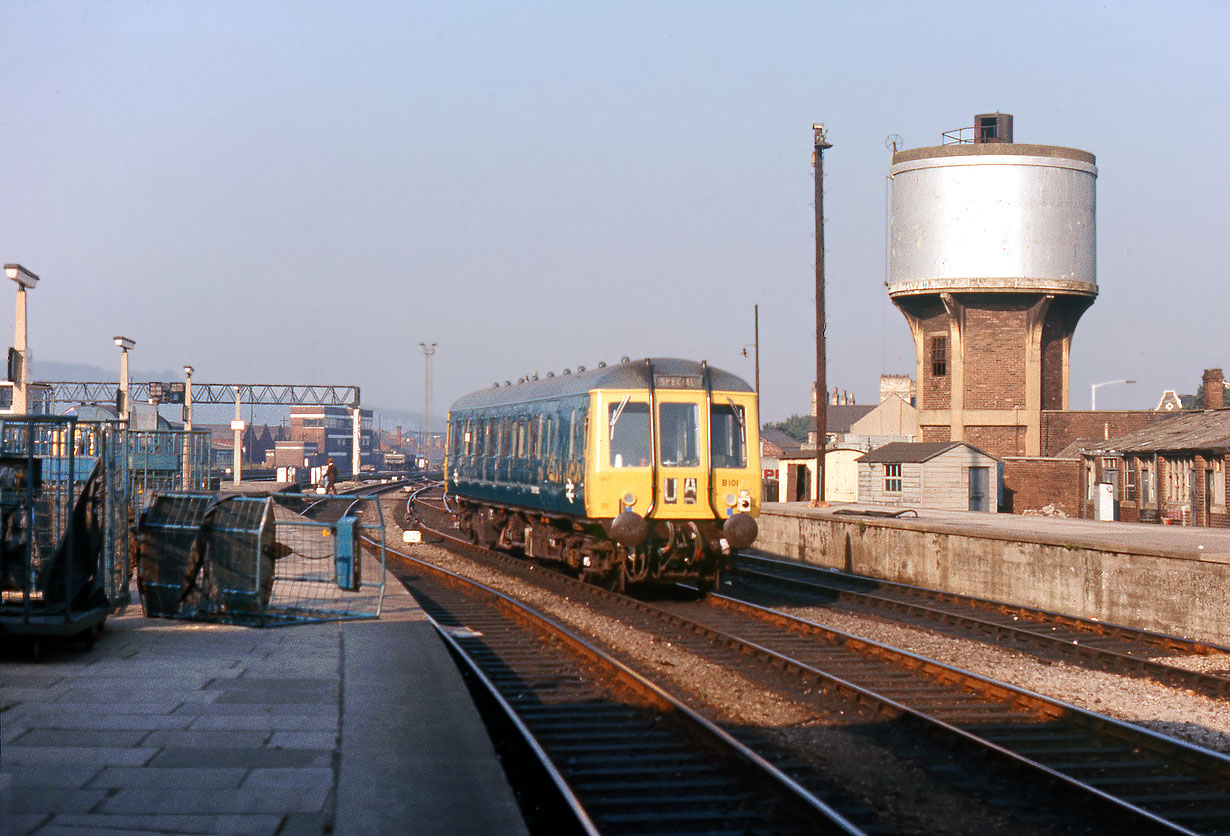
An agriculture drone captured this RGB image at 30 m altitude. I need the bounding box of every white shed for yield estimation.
[857,441,1000,512]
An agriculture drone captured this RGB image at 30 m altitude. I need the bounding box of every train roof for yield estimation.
[450,357,753,412]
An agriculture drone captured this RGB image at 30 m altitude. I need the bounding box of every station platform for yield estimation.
[0,574,530,836]
[756,502,1230,645]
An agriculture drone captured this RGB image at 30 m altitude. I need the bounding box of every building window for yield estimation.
[885,463,902,493]
[1164,457,1193,503]
[1124,462,1137,502]
[931,336,947,377]
[1214,459,1226,509]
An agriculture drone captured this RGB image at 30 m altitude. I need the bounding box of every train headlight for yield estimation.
[623,492,637,507]
[724,493,736,507]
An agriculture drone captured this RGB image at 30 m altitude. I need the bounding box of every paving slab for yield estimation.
[1,569,530,835]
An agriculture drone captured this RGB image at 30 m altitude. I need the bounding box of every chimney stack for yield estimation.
[1203,368,1225,409]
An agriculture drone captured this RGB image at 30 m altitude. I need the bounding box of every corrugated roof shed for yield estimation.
[1083,409,1230,455]
[857,441,997,464]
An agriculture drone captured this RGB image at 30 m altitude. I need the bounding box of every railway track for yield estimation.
[383,543,863,835]
[403,486,1230,835]
[732,553,1230,700]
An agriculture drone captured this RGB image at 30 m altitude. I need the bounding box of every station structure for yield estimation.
[47,381,367,482]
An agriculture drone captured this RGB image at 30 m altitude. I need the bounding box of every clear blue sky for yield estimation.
[2,1,1225,423]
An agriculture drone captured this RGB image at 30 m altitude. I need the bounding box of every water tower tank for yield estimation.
[889,142,1097,297]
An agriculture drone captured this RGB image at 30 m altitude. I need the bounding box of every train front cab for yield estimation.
[585,382,760,584]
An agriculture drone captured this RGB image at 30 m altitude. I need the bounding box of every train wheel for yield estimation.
[605,567,626,594]
[696,565,721,597]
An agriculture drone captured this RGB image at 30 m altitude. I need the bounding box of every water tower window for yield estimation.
[978,118,998,142]
[931,336,948,377]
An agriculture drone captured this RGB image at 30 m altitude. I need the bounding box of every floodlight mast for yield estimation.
[6,264,39,414]
[113,336,135,423]
[182,365,194,489]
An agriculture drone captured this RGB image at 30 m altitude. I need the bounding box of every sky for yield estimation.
[1,1,1227,424]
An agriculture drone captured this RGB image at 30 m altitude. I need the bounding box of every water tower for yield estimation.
[889,113,1097,457]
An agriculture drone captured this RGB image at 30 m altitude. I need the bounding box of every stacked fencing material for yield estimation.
[0,417,130,639]
[139,492,385,626]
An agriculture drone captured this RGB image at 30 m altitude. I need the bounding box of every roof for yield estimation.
[809,404,876,434]
[857,441,998,464]
[760,428,803,453]
[1082,409,1230,455]
[451,358,753,411]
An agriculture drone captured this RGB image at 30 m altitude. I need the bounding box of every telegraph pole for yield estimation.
[753,303,760,407]
[813,124,831,506]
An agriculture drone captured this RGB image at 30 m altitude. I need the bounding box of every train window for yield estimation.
[608,401,650,467]
[710,403,747,468]
[570,408,585,462]
[658,403,699,468]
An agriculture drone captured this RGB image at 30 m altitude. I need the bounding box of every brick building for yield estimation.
[288,405,375,476]
[1078,371,1229,527]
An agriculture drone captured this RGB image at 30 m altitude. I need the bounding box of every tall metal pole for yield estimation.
[182,365,194,489]
[813,124,831,505]
[419,342,436,464]
[233,386,243,486]
[753,303,760,409]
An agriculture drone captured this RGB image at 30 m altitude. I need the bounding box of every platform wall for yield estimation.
[754,503,1230,645]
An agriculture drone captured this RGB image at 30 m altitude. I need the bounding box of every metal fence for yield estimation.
[0,417,130,639]
[139,492,385,626]
[128,429,211,509]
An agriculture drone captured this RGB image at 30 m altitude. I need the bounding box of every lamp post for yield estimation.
[113,336,135,424]
[182,366,194,431]
[419,342,436,465]
[182,365,194,489]
[6,264,38,415]
[231,386,244,486]
[812,123,832,506]
[1091,379,1135,410]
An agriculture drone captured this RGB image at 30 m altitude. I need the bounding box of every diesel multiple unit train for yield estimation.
[445,358,760,591]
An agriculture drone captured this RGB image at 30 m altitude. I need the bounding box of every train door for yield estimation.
[656,400,704,518]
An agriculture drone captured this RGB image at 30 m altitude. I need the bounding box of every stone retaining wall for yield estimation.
[754,504,1230,645]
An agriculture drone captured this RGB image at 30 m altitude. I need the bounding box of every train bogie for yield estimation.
[446,358,759,592]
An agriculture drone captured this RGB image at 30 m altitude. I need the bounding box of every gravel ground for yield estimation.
[765,600,1230,756]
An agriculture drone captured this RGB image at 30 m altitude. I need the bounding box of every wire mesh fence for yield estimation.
[0,417,130,637]
[139,492,385,626]
[129,429,211,510]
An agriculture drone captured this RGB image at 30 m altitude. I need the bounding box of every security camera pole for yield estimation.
[812,124,831,506]
[5,264,39,415]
